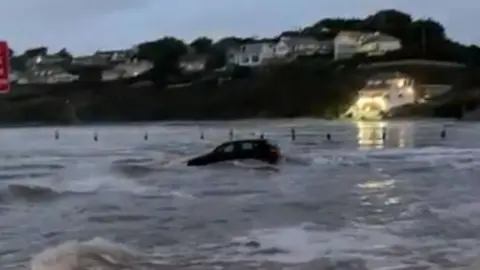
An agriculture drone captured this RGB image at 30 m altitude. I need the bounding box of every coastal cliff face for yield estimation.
[0,61,365,124]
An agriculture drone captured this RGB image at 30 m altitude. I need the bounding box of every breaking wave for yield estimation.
[30,238,158,270]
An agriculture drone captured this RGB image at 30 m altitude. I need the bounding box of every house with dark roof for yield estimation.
[333,31,402,60]
[333,31,367,60]
[357,32,401,56]
[226,40,276,67]
[274,36,333,58]
[179,54,209,72]
[94,49,135,63]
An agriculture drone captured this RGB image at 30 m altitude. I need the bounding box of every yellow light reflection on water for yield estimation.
[356,121,413,149]
[356,121,386,149]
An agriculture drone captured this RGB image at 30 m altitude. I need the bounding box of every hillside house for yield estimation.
[333,31,366,60]
[179,54,208,72]
[274,36,332,58]
[112,59,153,78]
[71,55,110,67]
[23,55,78,83]
[26,65,77,84]
[26,55,68,67]
[227,41,276,67]
[357,33,402,56]
[333,31,401,60]
[94,49,135,63]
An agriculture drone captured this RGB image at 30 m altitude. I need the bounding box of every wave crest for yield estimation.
[31,237,147,270]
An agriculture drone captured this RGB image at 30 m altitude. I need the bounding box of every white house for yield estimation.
[333,31,365,60]
[24,65,78,84]
[71,55,109,66]
[333,31,402,60]
[179,54,208,72]
[274,36,332,58]
[113,59,153,78]
[344,72,416,120]
[94,49,134,63]
[101,59,153,81]
[25,55,67,68]
[227,41,276,67]
[357,33,402,56]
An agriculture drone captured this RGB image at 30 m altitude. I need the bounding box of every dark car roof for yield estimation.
[215,139,277,148]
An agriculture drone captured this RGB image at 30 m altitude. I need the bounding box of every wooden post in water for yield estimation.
[54,129,59,140]
[93,131,98,142]
[229,129,234,141]
[290,128,296,141]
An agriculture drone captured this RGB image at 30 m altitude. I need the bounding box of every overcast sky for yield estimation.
[1,0,477,55]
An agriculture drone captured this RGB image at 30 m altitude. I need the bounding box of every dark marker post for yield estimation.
[440,126,446,139]
[144,132,148,141]
[54,129,59,140]
[382,127,387,141]
[200,131,205,140]
[93,131,98,142]
[326,133,331,141]
[290,128,296,141]
[260,133,265,139]
[229,129,234,141]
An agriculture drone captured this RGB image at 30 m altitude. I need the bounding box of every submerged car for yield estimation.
[187,139,281,166]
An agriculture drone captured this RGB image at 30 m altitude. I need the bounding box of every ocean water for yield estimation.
[1,119,480,269]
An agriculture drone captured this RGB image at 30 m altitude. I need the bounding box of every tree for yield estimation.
[10,56,26,71]
[364,9,413,40]
[406,19,446,57]
[137,37,188,84]
[190,37,213,54]
[309,18,364,34]
[55,48,73,59]
[205,37,243,69]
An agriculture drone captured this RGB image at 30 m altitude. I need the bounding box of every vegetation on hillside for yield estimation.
[4,9,480,123]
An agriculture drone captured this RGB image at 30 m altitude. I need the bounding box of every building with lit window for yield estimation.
[344,72,417,120]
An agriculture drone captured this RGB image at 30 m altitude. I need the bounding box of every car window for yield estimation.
[216,144,234,153]
[266,141,279,149]
[223,144,235,153]
[241,142,255,150]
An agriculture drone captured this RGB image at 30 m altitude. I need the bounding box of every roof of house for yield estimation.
[95,49,130,55]
[335,31,368,40]
[228,41,275,55]
[279,36,321,47]
[360,33,399,45]
[94,50,133,60]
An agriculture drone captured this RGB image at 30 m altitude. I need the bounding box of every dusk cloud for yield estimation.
[0,0,478,55]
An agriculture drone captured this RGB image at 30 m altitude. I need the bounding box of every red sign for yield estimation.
[0,41,10,93]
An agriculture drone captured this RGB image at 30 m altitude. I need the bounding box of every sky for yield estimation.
[1,0,478,55]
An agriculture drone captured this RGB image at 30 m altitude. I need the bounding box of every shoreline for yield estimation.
[0,116,465,130]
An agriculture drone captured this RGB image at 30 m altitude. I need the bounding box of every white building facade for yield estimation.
[344,72,417,120]
[334,31,402,60]
[227,42,276,67]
